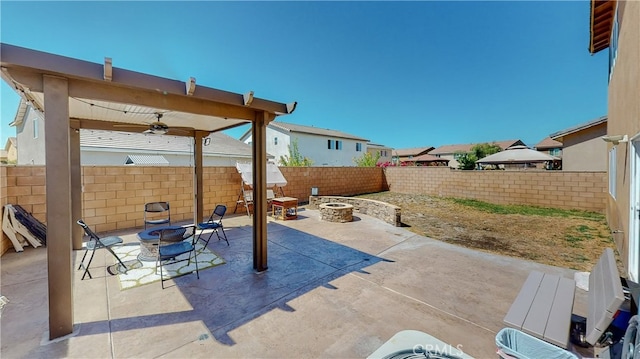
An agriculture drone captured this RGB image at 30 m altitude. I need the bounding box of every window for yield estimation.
[328,139,333,149]
[33,118,38,139]
[549,148,561,157]
[609,3,619,81]
[609,147,617,199]
[274,137,278,145]
[336,140,342,150]
[356,143,362,152]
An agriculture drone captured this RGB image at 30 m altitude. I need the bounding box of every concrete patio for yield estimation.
[1,207,586,358]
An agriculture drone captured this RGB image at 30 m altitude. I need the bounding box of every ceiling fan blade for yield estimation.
[166,127,195,136]
[113,123,148,128]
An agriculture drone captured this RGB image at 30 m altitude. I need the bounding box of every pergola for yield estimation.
[0,43,296,339]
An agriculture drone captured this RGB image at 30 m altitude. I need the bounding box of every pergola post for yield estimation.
[252,111,272,271]
[43,75,74,339]
[193,131,206,224]
[70,119,83,250]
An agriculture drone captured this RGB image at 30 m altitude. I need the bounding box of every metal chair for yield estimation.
[197,204,229,247]
[144,202,171,229]
[76,219,127,280]
[155,225,198,289]
[234,188,253,216]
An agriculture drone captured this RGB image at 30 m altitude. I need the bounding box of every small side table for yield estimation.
[272,197,298,220]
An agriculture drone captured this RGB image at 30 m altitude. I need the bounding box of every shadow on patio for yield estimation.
[1,208,586,358]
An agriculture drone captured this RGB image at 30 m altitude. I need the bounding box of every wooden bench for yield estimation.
[503,248,625,349]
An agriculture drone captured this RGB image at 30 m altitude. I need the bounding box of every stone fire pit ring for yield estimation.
[319,202,353,223]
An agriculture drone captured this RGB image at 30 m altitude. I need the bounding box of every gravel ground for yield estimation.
[357,192,615,272]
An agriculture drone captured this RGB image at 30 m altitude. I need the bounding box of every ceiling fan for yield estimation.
[145,113,170,135]
[113,113,193,135]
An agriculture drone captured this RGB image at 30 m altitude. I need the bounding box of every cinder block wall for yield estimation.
[1,166,11,255]
[1,165,606,255]
[383,167,607,212]
[0,165,385,254]
[279,167,386,200]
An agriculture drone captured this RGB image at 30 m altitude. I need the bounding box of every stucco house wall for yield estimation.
[243,125,369,166]
[605,0,640,281]
[367,144,393,165]
[80,149,251,166]
[561,122,607,171]
[15,106,45,165]
[288,132,365,166]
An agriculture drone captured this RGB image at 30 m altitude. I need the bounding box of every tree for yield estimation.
[279,139,313,167]
[353,151,381,167]
[455,143,502,170]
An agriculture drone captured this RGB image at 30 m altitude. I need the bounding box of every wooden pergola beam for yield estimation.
[0,42,296,340]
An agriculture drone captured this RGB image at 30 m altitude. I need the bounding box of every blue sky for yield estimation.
[0,1,608,150]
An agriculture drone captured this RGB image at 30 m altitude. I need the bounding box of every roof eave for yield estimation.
[550,116,607,140]
[589,0,616,54]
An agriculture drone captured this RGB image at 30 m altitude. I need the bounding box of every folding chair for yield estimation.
[144,201,171,229]
[155,225,198,289]
[76,219,127,280]
[197,204,229,247]
[234,187,253,216]
[267,189,276,212]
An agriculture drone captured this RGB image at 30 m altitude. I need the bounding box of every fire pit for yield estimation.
[319,203,353,223]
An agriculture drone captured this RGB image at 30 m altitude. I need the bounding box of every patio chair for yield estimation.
[267,189,276,211]
[234,188,253,216]
[76,219,128,280]
[197,204,229,247]
[155,225,198,289]
[144,201,171,229]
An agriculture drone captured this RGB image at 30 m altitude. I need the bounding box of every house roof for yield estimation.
[80,129,271,158]
[392,147,434,157]
[268,121,369,141]
[125,155,170,165]
[534,136,563,150]
[4,137,16,151]
[549,116,607,142]
[367,143,392,150]
[589,0,616,54]
[8,99,28,127]
[409,153,450,163]
[430,139,525,155]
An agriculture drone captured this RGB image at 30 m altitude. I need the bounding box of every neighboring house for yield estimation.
[240,121,369,166]
[404,153,449,167]
[549,116,607,171]
[534,136,563,158]
[3,137,17,163]
[366,143,393,165]
[533,137,563,170]
[80,130,264,166]
[10,100,266,166]
[430,139,526,169]
[589,0,640,282]
[391,147,435,164]
[9,100,44,165]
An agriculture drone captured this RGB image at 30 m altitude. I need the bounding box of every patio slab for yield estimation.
[1,208,586,358]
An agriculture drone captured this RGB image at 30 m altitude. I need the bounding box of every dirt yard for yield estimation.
[357,192,615,272]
